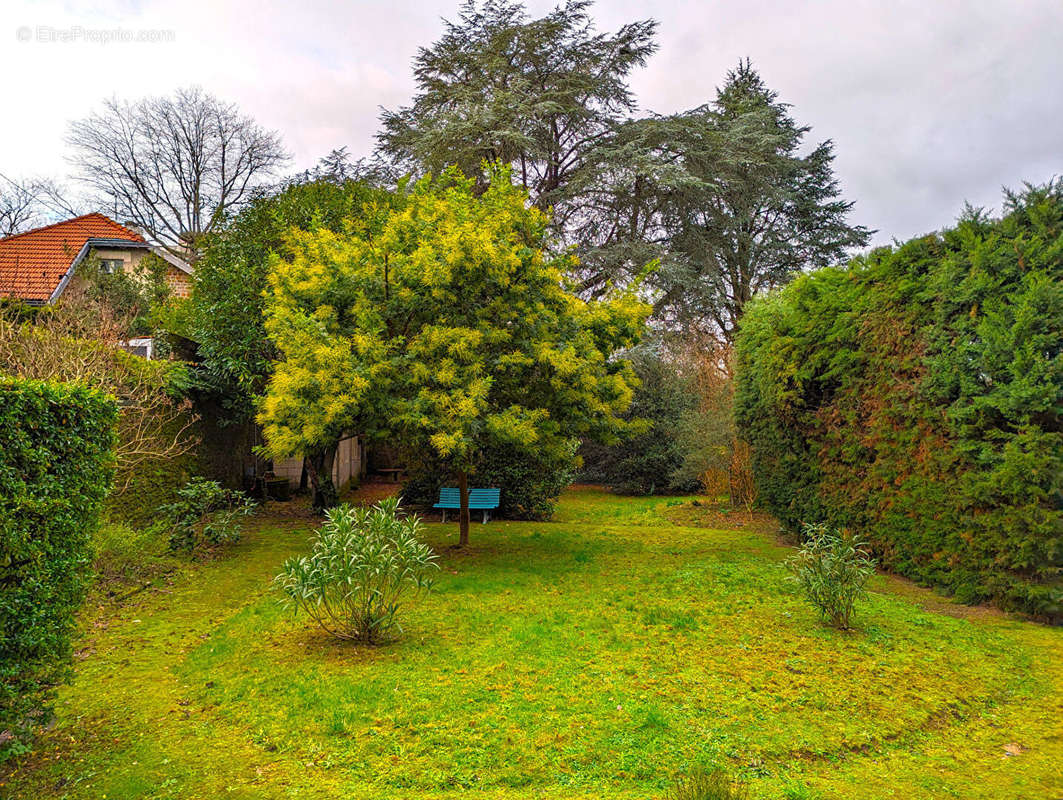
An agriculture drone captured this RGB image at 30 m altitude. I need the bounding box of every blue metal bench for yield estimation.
[434,487,501,524]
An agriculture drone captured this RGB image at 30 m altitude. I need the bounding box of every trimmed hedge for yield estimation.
[735,183,1062,619]
[0,377,117,758]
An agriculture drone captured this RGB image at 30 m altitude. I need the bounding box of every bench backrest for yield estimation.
[437,487,500,506]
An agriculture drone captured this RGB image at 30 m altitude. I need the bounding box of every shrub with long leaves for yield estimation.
[275,498,438,643]
[787,523,876,629]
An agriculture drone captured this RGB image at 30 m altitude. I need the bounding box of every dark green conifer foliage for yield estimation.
[736,182,1063,618]
[586,60,871,339]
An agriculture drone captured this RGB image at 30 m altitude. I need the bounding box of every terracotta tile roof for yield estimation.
[0,213,146,303]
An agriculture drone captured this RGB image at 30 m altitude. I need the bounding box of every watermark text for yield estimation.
[16,25,176,45]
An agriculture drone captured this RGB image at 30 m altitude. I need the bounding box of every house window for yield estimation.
[123,337,154,360]
[99,258,124,274]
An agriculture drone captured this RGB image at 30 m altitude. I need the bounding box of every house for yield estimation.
[0,213,192,306]
[0,212,366,495]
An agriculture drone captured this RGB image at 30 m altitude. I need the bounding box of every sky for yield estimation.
[0,0,1060,246]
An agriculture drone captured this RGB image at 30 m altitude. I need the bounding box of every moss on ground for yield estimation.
[3,486,1060,798]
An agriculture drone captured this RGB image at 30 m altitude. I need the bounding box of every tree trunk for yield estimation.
[299,457,309,492]
[306,444,338,513]
[458,469,470,547]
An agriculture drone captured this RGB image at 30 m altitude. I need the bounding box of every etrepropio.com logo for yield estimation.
[15,25,176,44]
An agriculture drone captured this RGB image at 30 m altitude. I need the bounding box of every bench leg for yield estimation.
[441,509,446,523]
[483,509,488,524]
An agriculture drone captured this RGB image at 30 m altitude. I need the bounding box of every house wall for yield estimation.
[272,434,365,491]
[93,246,191,298]
[163,267,191,298]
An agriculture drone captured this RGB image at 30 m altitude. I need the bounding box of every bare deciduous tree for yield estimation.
[0,177,43,236]
[0,176,77,236]
[67,86,289,258]
[673,337,757,513]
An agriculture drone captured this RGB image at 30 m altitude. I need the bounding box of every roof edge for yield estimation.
[149,245,193,274]
[0,213,147,244]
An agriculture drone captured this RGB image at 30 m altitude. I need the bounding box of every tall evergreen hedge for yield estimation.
[735,184,1062,619]
[0,377,117,758]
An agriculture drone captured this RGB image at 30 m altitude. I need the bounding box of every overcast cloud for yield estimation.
[0,0,1059,245]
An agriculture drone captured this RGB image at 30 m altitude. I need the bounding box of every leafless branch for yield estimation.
[0,286,199,494]
[0,175,80,236]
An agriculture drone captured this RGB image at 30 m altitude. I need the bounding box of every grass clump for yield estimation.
[670,767,749,800]
[92,521,170,581]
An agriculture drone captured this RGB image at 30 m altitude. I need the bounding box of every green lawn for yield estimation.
[4,486,1061,799]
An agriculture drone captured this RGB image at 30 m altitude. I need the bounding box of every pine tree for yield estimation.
[598,60,872,342]
[377,0,656,224]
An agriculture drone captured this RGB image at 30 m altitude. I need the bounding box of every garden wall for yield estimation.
[735,185,1062,619]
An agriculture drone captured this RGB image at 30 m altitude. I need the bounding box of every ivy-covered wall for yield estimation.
[735,184,1062,619]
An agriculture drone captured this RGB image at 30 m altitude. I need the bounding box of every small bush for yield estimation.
[274,498,438,643]
[670,767,749,800]
[0,377,117,760]
[787,523,876,629]
[158,478,257,554]
[92,521,170,582]
[475,437,578,519]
